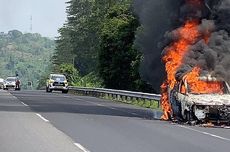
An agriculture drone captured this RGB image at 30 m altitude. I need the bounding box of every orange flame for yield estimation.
[160,82,171,120]
[160,0,220,120]
[161,20,200,120]
[163,20,200,89]
[185,67,223,94]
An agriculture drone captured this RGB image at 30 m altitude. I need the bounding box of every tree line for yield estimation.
[53,0,154,92]
[0,30,55,89]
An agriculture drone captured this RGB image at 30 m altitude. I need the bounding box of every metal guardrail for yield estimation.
[69,86,161,108]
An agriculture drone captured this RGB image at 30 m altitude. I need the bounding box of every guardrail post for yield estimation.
[117,95,122,101]
[127,96,131,103]
[100,92,103,98]
[157,100,160,108]
[121,96,125,102]
[113,94,116,100]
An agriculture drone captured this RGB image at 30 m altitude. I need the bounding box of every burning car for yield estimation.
[158,0,230,127]
[169,73,230,124]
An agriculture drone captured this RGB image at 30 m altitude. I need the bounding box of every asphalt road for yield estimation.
[1,90,230,152]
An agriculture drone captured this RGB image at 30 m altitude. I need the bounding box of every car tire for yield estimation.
[62,90,68,94]
[15,88,20,91]
[46,87,52,93]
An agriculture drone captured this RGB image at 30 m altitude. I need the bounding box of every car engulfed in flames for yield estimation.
[159,0,230,126]
[169,74,230,124]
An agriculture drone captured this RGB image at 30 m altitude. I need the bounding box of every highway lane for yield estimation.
[5,90,230,152]
[0,90,83,152]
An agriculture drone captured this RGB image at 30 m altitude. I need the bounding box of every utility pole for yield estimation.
[30,15,33,33]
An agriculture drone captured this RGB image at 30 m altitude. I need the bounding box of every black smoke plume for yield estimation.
[178,0,230,84]
[133,0,182,93]
[134,0,230,91]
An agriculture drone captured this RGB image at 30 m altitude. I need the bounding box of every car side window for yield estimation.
[179,81,187,94]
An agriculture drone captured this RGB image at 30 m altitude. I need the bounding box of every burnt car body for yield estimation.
[169,76,230,124]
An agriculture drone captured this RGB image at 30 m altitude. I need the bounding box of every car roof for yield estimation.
[6,77,16,79]
[50,74,65,77]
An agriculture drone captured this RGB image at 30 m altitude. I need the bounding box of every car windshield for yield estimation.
[187,81,228,95]
[51,76,66,81]
[6,78,16,82]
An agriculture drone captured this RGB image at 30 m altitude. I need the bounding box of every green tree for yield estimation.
[0,31,55,89]
[59,63,80,85]
[54,0,116,75]
[53,0,154,92]
[98,1,140,90]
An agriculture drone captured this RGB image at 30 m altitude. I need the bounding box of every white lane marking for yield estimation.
[131,112,139,116]
[178,125,230,142]
[21,102,28,107]
[74,143,90,152]
[36,113,49,122]
[94,103,105,107]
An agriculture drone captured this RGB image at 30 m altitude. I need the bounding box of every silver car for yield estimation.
[3,77,17,90]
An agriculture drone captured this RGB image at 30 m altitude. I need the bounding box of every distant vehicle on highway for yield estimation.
[46,74,69,93]
[3,77,21,90]
[0,78,4,89]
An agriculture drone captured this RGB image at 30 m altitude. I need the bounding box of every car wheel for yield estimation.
[46,87,52,93]
[62,90,68,94]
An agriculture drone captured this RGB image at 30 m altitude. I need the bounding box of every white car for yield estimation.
[3,77,17,90]
[46,74,69,93]
[0,78,4,89]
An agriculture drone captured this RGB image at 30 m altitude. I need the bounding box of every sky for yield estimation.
[0,0,68,38]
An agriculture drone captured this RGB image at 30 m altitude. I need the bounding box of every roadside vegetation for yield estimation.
[104,95,160,110]
[0,1,155,93]
[0,30,55,89]
[53,0,154,93]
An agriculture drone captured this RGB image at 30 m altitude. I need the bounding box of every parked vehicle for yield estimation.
[169,75,230,124]
[46,74,69,93]
[0,78,4,89]
[3,77,21,90]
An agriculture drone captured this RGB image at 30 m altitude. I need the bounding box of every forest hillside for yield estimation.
[0,30,55,89]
